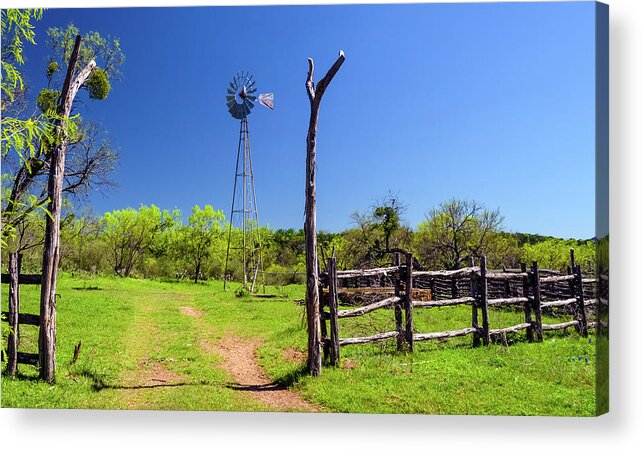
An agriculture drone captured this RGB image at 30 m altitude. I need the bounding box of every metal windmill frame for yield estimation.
[223,72,273,292]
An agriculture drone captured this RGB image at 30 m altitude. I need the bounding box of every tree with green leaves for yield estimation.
[102,205,177,277]
[1,9,49,158]
[413,199,504,269]
[1,22,123,246]
[175,205,226,283]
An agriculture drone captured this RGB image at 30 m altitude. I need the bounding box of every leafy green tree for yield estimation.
[175,205,226,283]
[413,199,503,269]
[2,21,123,245]
[372,191,406,253]
[102,205,176,277]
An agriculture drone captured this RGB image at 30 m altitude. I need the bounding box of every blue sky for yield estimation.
[20,2,597,238]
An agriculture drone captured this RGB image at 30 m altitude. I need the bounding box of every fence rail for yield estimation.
[319,249,600,365]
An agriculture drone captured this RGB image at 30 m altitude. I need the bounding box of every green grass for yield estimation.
[1,274,596,415]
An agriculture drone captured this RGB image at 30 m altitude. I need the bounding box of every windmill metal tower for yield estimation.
[223,71,274,292]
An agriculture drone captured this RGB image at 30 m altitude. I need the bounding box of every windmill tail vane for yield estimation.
[258,93,274,110]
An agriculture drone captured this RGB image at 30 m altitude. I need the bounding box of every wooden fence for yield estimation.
[319,251,598,365]
[1,253,41,375]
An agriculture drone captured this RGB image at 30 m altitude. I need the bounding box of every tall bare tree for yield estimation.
[304,51,345,376]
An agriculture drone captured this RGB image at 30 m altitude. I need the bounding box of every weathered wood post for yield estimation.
[320,279,329,361]
[328,257,340,366]
[569,248,576,272]
[521,262,533,342]
[471,265,480,348]
[574,265,588,337]
[304,51,345,376]
[531,261,543,342]
[479,256,490,346]
[393,252,404,350]
[6,253,22,376]
[404,253,414,351]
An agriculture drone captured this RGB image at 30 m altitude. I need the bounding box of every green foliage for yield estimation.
[36,88,60,113]
[173,205,226,283]
[521,239,596,272]
[1,9,52,166]
[86,68,110,100]
[1,9,43,103]
[102,205,177,277]
[235,286,251,298]
[47,24,125,81]
[413,199,504,269]
[46,60,59,79]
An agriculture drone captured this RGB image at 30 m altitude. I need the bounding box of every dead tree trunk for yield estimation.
[304,51,345,376]
[39,35,96,383]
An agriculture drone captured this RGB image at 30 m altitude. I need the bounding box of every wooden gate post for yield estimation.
[574,265,588,337]
[479,256,490,346]
[393,252,404,350]
[328,257,340,366]
[531,261,543,342]
[6,253,22,376]
[521,262,533,343]
[404,253,414,352]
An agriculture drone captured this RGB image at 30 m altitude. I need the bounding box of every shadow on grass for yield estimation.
[2,370,41,382]
[272,365,308,388]
[227,380,288,392]
[89,377,220,392]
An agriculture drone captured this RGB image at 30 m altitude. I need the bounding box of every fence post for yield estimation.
[320,280,329,361]
[404,253,414,352]
[451,277,458,300]
[479,256,490,346]
[574,265,588,337]
[531,261,543,342]
[471,267,480,347]
[393,252,404,351]
[521,262,533,342]
[6,253,22,376]
[328,257,340,366]
[569,248,576,272]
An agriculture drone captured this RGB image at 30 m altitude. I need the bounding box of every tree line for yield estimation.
[3,197,596,284]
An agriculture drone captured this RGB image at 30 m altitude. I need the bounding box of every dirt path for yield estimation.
[115,296,318,412]
[117,300,187,409]
[214,335,319,412]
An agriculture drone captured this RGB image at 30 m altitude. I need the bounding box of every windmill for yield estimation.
[223,71,274,292]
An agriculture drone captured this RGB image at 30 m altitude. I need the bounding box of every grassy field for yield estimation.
[1,274,596,415]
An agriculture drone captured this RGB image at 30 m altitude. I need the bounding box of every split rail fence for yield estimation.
[1,253,41,375]
[319,250,601,365]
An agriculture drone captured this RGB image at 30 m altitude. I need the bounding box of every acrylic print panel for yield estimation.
[0,1,608,416]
